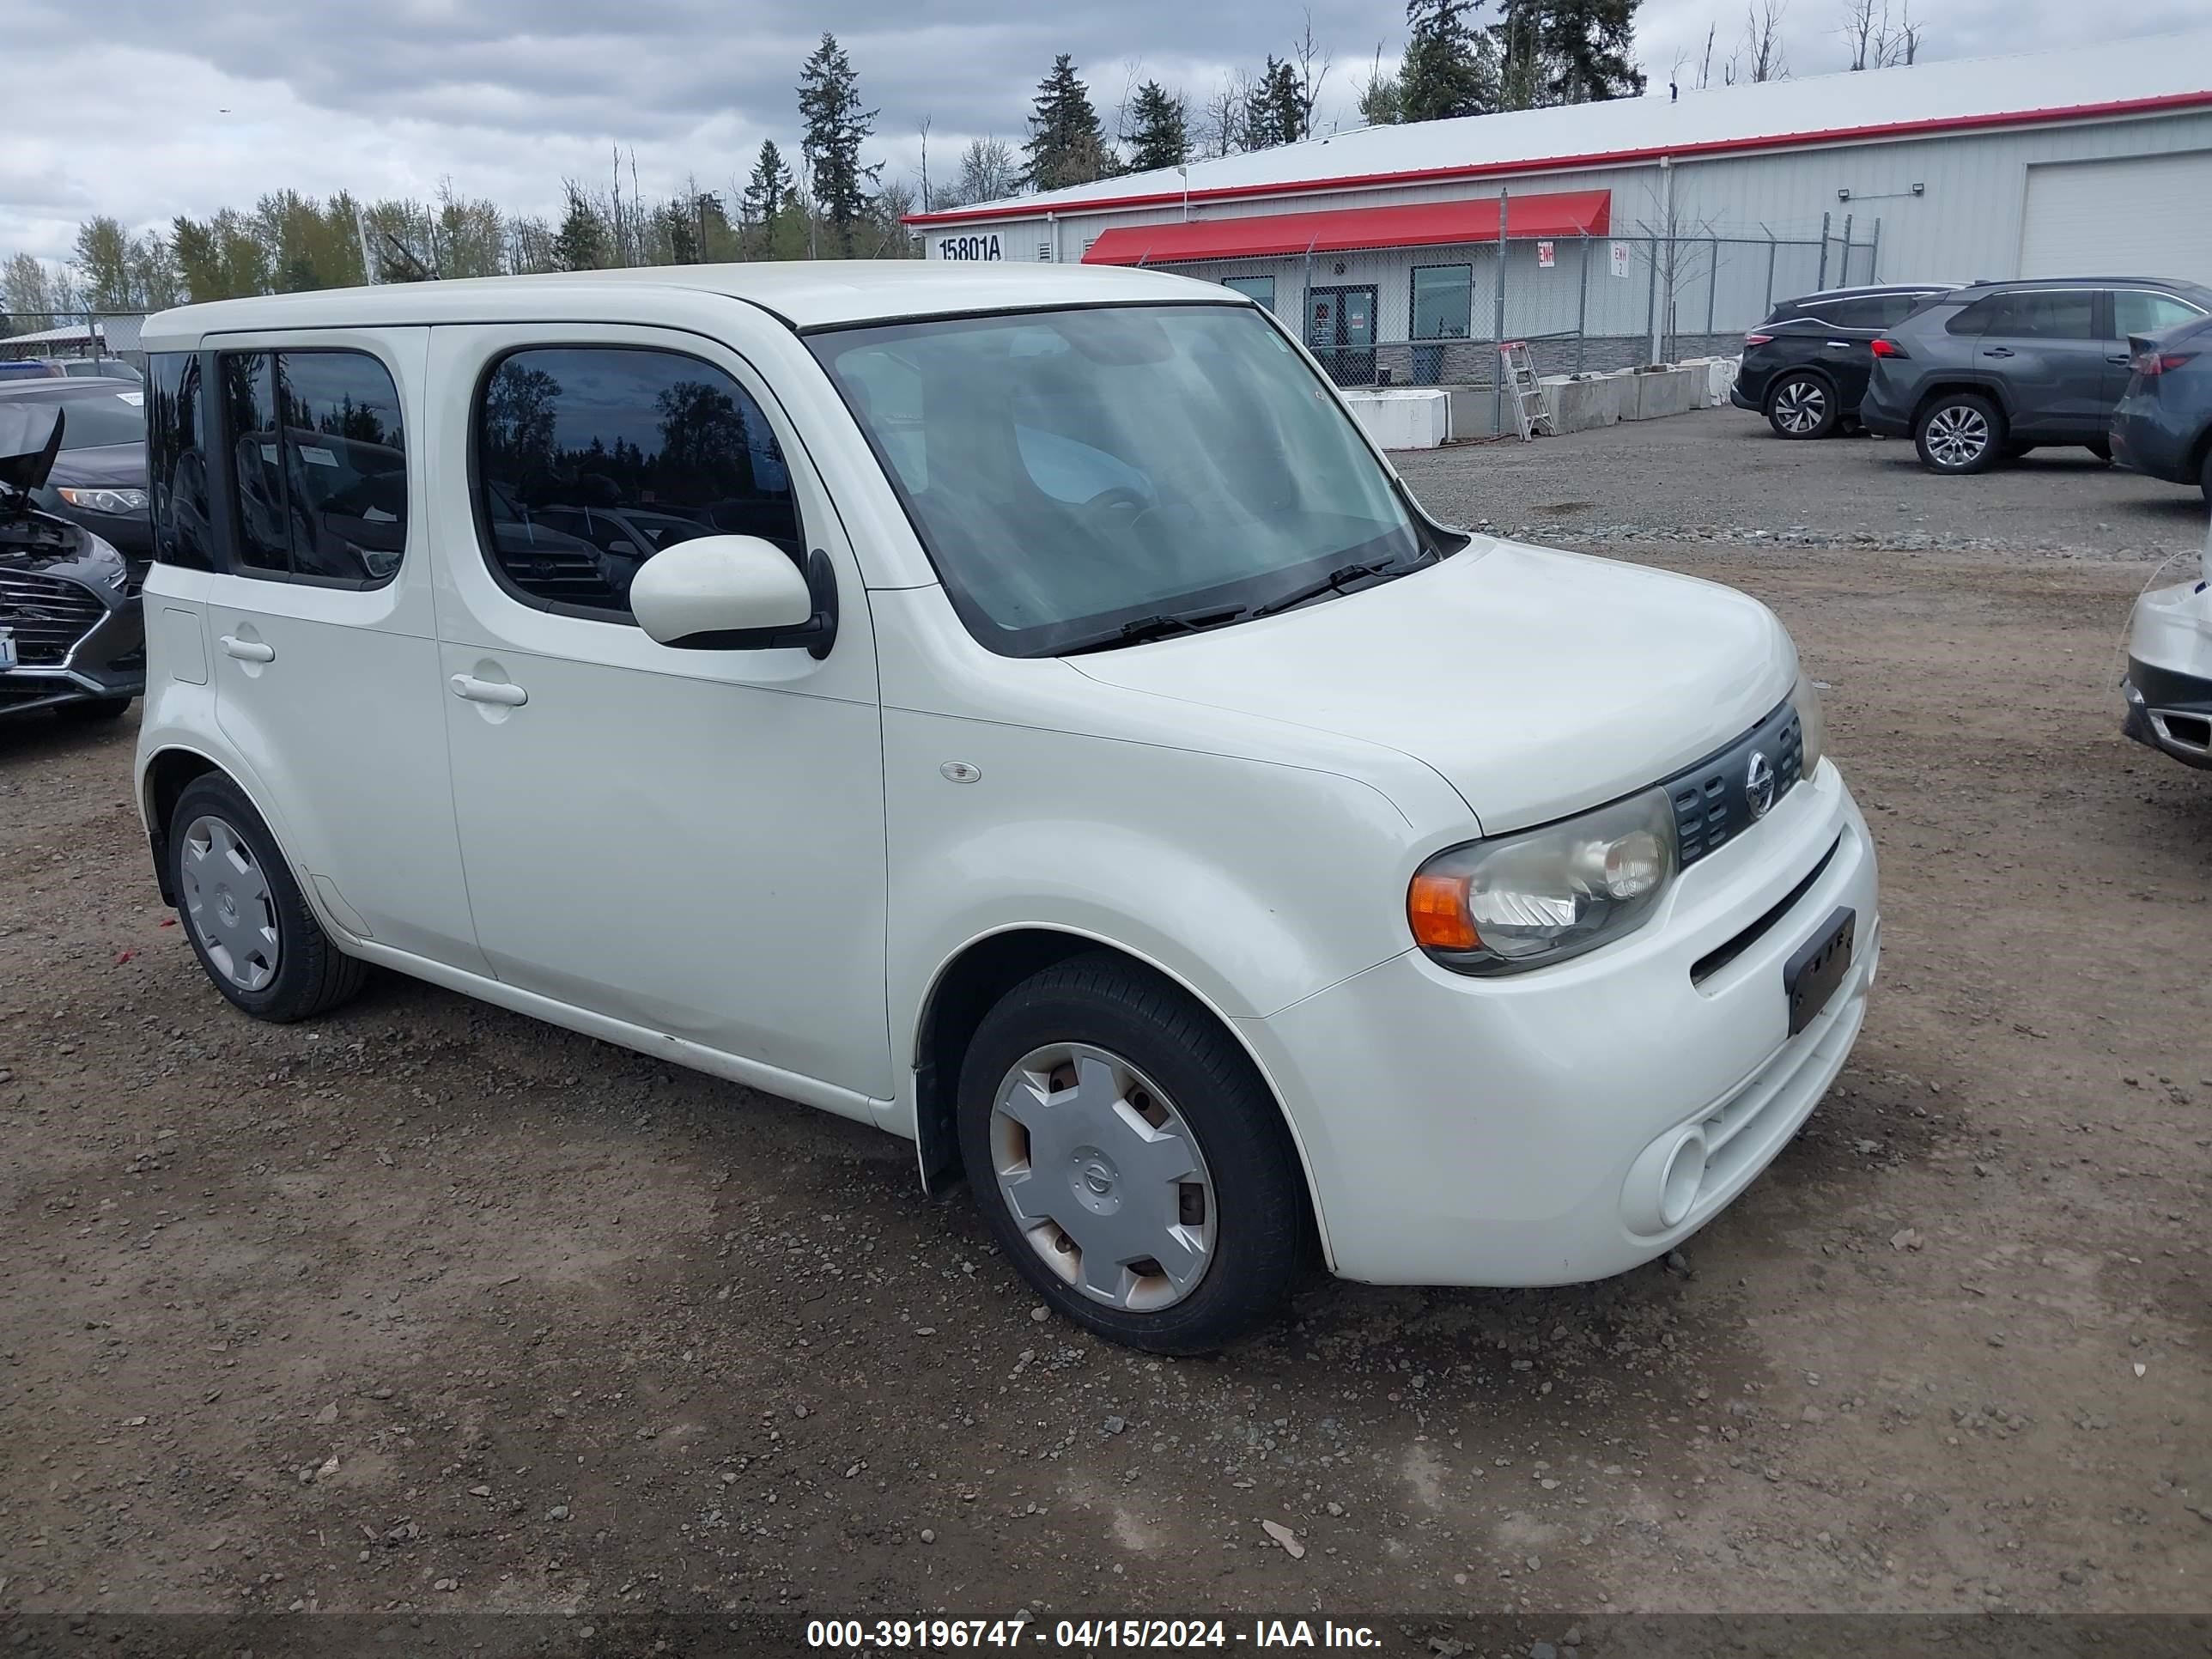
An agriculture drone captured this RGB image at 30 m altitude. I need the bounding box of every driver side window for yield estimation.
[472,345,800,623]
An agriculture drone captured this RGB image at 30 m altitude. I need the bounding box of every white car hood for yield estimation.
[1069,538,1796,834]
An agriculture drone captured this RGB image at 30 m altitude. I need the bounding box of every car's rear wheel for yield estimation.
[1916,393,2003,474]
[1765,373,1838,440]
[168,774,366,1023]
[957,952,1308,1354]
[2086,441,2112,464]
[2199,447,2212,503]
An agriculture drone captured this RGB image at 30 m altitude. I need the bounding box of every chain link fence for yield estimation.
[1143,220,1881,400]
[0,311,154,368]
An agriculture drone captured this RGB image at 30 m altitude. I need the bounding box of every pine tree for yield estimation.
[553,182,608,271]
[1242,57,1310,150]
[1400,0,1498,122]
[1494,0,1644,107]
[743,142,794,234]
[1123,82,1189,173]
[797,33,881,257]
[1023,56,1116,192]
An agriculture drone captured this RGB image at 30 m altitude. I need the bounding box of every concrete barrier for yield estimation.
[1538,374,1626,434]
[1343,387,1450,449]
[1678,356,1743,407]
[1625,366,1703,422]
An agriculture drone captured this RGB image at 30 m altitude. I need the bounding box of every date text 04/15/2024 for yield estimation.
[805,1618,1382,1649]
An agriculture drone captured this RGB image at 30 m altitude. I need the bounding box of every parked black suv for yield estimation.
[1731,283,1959,439]
[0,402,145,722]
[1860,277,2212,474]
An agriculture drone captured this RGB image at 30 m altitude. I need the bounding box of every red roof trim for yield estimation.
[1080,190,1610,264]
[904,89,2212,227]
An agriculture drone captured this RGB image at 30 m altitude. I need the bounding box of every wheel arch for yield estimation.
[908,924,1334,1264]
[1911,378,2013,427]
[141,744,227,905]
[1763,362,1838,409]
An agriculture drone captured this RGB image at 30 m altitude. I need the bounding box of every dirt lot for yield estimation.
[3,421,2209,1634]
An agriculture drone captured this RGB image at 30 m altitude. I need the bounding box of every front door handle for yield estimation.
[1826,340,1853,349]
[2106,353,2132,365]
[218,635,275,663]
[1982,347,2014,358]
[450,674,527,708]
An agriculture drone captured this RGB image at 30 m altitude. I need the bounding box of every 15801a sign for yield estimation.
[936,233,1003,260]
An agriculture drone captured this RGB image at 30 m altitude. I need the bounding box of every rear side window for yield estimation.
[1802,297,1893,330]
[1959,290,2096,341]
[217,348,409,586]
[2113,290,2207,339]
[471,346,800,622]
[148,352,214,570]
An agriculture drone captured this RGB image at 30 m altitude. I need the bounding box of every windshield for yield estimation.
[809,303,1429,655]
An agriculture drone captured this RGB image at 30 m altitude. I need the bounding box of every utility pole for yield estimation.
[354,204,380,284]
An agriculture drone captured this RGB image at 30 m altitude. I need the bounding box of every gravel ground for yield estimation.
[3,422,2209,1637]
[1398,407,2211,563]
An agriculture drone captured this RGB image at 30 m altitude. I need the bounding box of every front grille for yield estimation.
[0,570,106,665]
[1666,700,1803,867]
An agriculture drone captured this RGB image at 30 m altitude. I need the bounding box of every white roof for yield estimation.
[915,27,2212,223]
[142,261,1223,349]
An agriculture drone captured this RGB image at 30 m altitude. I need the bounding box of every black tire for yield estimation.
[167,773,366,1023]
[1915,392,2004,475]
[2086,441,2112,464]
[54,696,133,723]
[2199,447,2212,503]
[957,952,1310,1354]
[1765,373,1839,440]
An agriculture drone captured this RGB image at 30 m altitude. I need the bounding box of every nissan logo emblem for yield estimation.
[1745,750,1778,819]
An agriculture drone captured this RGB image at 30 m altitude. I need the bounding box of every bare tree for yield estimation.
[1291,10,1332,136]
[1199,76,1243,159]
[1741,0,1790,82]
[1844,0,1925,70]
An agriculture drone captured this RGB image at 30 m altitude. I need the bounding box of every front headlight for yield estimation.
[58,486,149,515]
[1408,786,1679,975]
[1793,672,1826,776]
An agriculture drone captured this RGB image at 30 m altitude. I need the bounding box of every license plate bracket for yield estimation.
[0,628,15,671]
[1784,906,1856,1036]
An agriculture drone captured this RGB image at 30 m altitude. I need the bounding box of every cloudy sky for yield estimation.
[3,0,2205,266]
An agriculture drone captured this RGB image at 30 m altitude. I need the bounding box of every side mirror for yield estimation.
[629,535,839,659]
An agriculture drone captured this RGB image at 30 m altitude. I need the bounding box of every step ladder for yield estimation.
[1498,341,1552,441]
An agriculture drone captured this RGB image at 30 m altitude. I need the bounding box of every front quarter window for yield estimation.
[810,303,1439,656]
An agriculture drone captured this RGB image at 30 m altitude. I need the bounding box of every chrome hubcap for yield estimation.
[1925,406,1989,467]
[179,814,280,992]
[989,1043,1216,1312]
[1774,381,1825,434]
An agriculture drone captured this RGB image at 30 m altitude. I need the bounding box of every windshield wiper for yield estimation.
[1060,605,1252,654]
[1252,556,1421,618]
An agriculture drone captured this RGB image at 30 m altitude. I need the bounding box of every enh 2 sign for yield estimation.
[935,232,1004,261]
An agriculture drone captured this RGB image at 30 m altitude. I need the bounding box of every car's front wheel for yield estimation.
[957,953,1309,1354]
[54,696,134,723]
[1915,392,2004,474]
[1766,373,1839,440]
[168,773,366,1022]
[2200,447,2212,503]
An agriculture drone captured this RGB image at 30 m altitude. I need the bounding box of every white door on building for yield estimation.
[2019,152,2212,286]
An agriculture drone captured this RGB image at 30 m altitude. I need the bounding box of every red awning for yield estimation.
[1081,189,1610,265]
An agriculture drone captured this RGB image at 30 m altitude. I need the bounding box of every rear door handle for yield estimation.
[1982,347,2014,358]
[2106,353,2132,365]
[218,635,275,663]
[1826,340,1853,349]
[450,673,527,708]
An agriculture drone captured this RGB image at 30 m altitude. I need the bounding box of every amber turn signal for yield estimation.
[1407,872,1480,952]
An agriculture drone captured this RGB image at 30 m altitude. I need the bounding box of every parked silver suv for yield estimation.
[1859,277,2212,474]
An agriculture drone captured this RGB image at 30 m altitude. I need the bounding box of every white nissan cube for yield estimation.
[134,264,1878,1352]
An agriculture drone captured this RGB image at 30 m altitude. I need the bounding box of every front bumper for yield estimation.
[0,592,145,718]
[1243,759,1878,1286]
[2124,642,2212,771]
